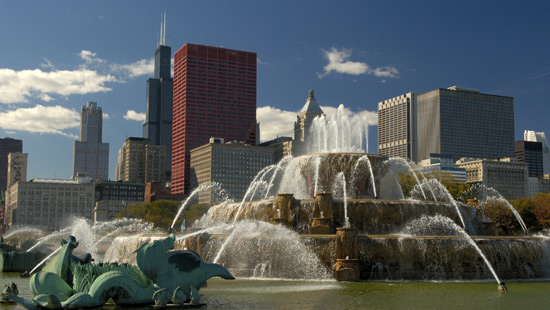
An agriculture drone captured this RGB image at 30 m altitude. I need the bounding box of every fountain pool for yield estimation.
[1,272,549,309]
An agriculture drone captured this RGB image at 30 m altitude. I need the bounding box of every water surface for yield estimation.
[2,273,549,309]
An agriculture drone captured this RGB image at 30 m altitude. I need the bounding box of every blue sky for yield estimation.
[0,1,549,181]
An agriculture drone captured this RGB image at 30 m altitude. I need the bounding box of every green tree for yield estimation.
[398,172,416,198]
[116,200,181,230]
[440,177,471,201]
[181,204,210,228]
[510,197,539,231]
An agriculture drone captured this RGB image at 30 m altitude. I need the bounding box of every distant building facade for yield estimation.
[292,90,325,156]
[259,136,292,163]
[116,137,166,184]
[0,138,23,193]
[144,182,185,203]
[378,86,515,163]
[515,140,543,178]
[73,102,109,180]
[378,92,416,161]
[143,14,173,180]
[524,130,550,175]
[456,158,528,199]
[5,176,95,229]
[190,138,274,204]
[418,153,466,183]
[172,43,257,194]
[94,180,145,223]
[7,152,27,189]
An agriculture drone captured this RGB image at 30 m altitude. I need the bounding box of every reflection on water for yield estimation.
[2,273,549,310]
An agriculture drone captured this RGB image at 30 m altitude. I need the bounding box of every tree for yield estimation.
[116,200,181,230]
[440,177,471,201]
[482,199,521,235]
[398,172,416,198]
[510,197,539,231]
[533,193,550,228]
[181,204,210,228]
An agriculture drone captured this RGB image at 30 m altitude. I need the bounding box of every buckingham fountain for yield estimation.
[5,103,550,308]
[108,104,549,285]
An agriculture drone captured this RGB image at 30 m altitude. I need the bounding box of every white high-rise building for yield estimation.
[73,102,109,180]
[524,130,550,175]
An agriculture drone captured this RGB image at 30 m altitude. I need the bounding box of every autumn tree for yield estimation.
[481,199,522,235]
[533,193,550,228]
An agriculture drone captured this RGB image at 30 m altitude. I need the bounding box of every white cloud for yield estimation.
[318,47,399,79]
[111,58,154,78]
[257,106,296,142]
[123,110,146,122]
[0,50,161,104]
[320,105,378,126]
[257,105,377,143]
[79,50,105,65]
[0,105,79,138]
[0,68,117,104]
[40,58,55,70]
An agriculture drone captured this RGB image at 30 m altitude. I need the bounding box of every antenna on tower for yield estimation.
[158,12,167,47]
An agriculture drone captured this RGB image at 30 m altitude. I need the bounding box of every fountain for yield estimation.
[69,104,548,293]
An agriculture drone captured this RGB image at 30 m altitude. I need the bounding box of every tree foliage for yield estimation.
[115,200,211,230]
[116,200,181,230]
[510,197,540,231]
[398,170,470,201]
[398,172,416,198]
[181,204,210,228]
[482,199,521,235]
[533,193,550,228]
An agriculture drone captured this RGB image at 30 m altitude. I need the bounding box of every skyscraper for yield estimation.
[73,101,109,180]
[0,137,22,192]
[378,92,415,160]
[143,13,173,180]
[172,44,257,194]
[115,137,166,183]
[378,86,515,163]
[524,130,550,175]
[515,140,543,178]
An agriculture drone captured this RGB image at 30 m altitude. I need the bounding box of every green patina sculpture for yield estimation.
[8,234,234,309]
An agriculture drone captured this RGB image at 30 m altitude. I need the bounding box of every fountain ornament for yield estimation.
[7,234,234,309]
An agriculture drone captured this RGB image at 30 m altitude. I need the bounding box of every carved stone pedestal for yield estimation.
[334,227,359,281]
[311,217,331,234]
[334,258,360,282]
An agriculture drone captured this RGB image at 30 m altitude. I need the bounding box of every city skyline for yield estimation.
[0,1,549,181]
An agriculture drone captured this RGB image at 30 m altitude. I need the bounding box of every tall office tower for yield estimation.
[115,137,166,183]
[524,130,550,175]
[378,92,415,161]
[0,137,22,192]
[143,13,173,180]
[378,86,515,163]
[172,44,257,194]
[515,141,543,177]
[7,152,27,189]
[73,102,109,180]
[292,89,325,156]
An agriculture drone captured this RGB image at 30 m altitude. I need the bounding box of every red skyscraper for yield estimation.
[172,44,257,194]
